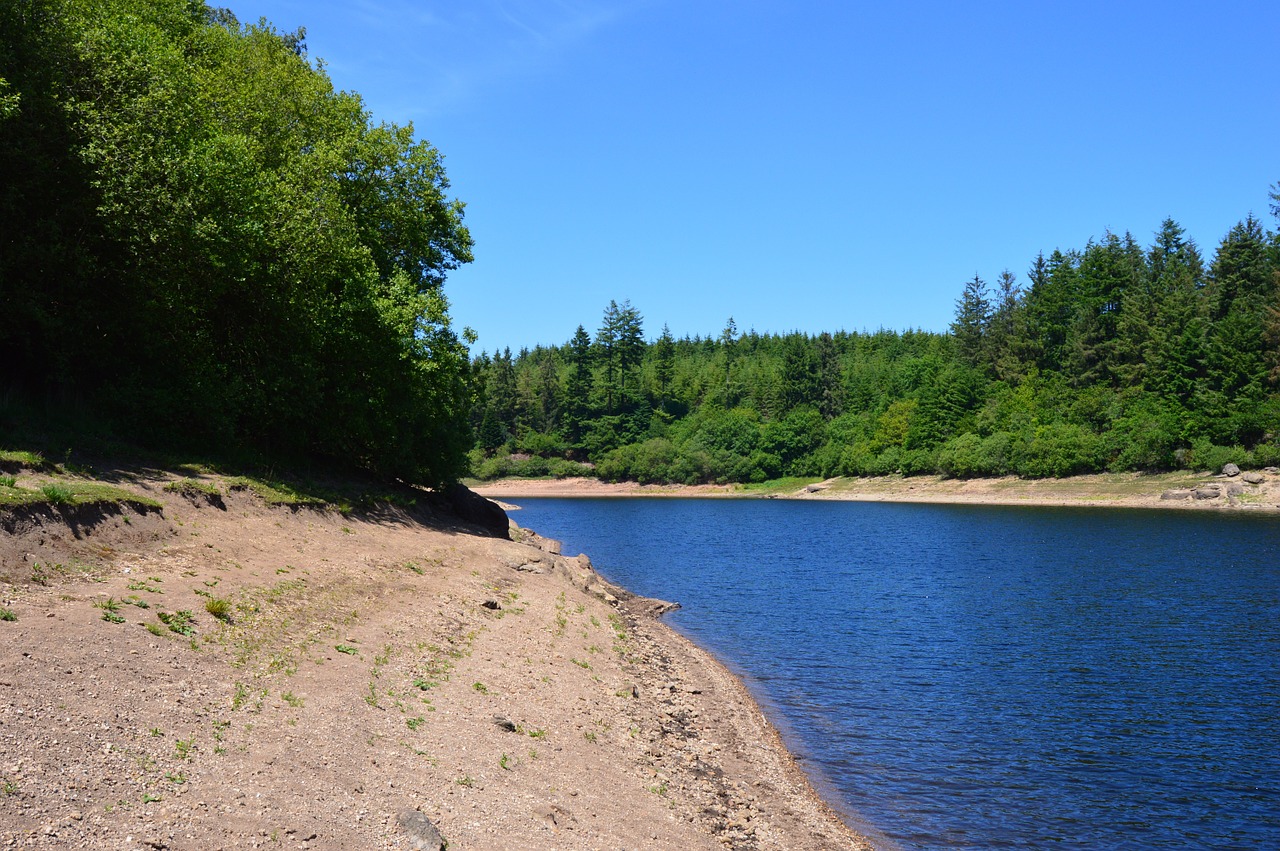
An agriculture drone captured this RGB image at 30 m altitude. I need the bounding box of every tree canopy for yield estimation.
[1,0,474,485]
[471,206,1280,484]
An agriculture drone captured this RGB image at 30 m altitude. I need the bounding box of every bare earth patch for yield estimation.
[0,471,868,850]
[474,471,1280,513]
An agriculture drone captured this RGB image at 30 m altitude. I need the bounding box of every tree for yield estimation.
[951,274,991,368]
[653,324,676,409]
[564,326,594,449]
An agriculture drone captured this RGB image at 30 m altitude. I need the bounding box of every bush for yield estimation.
[1184,440,1252,473]
[1014,423,1106,478]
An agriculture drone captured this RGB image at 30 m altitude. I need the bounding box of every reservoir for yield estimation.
[508,498,1280,850]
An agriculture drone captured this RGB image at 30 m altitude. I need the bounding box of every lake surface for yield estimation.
[508,498,1280,850]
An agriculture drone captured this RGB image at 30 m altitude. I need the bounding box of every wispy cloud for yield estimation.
[322,0,659,121]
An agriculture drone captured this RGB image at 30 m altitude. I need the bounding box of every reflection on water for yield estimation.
[510,498,1280,851]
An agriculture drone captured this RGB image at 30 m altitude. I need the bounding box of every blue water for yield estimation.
[508,498,1280,850]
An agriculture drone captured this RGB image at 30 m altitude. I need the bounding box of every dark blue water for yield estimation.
[508,498,1280,850]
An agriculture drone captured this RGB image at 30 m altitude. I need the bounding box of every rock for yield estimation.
[1192,487,1220,500]
[397,810,444,851]
[1224,482,1244,497]
[480,599,501,611]
[1223,462,1241,477]
[1160,489,1192,500]
[492,715,517,732]
[1243,471,1265,484]
[443,483,509,538]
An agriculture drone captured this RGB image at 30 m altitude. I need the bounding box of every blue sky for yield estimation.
[229,0,1280,354]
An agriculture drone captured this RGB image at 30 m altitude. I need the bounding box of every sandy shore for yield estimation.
[473,470,1280,513]
[0,469,870,850]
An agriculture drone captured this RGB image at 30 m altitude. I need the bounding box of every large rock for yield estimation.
[398,810,445,851]
[1243,471,1265,484]
[444,482,509,538]
[1160,489,1192,501]
[1222,462,1241,477]
[1193,486,1221,500]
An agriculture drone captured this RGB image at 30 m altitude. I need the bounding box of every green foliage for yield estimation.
[473,191,1280,485]
[0,0,473,487]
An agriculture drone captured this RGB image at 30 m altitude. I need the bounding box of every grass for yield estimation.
[224,476,327,508]
[0,478,161,510]
[164,478,221,497]
[0,449,48,470]
[204,597,233,622]
[0,607,16,622]
[97,597,125,623]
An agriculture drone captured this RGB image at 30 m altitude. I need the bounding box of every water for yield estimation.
[507,498,1280,850]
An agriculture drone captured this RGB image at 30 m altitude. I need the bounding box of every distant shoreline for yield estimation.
[471,471,1280,513]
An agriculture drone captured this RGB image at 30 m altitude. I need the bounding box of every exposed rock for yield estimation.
[443,483,509,538]
[1160,490,1192,501]
[1223,462,1241,477]
[1224,482,1244,497]
[1243,471,1265,484]
[1193,487,1221,500]
[492,715,517,732]
[397,810,445,851]
[802,484,827,493]
[480,599,501,611]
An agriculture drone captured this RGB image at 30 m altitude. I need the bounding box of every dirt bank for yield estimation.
[0,467,868,850]
[473,470,1280,513]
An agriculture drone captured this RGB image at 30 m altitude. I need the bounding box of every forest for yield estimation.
[471,210,1280,484]
[6,1,1280,490]
[1,0,475,486]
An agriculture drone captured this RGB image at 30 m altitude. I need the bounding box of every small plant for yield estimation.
[335,644,358,656]
[157,610,196,636]
[412,677,435,691]
[2,778,17,795]
[406,562,424,575]
[456,775,475,788]
[144,622,165,637]
[40,482,73,504]
[150,728,163,738]
[282,691,304,708]
[164,772,186,785]
[124,596,150,610]
[583,731,598,743]
[499,753,513,771]
[98,597,125,624]
[174,738,195,760]
[0,607,15,622]
[30,563,49,586]
[472,682,489,695]
[527,728,547,739]
[231,682,249,711]
[126,580,162,594]
[406,716,425,731]
[142,793,161,804]
[570,658,590,669]
[204,597,232,622]
[0,475,16,487]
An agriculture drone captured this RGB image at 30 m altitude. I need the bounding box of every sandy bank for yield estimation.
[0,469,868,850]
[473,470,1280,513]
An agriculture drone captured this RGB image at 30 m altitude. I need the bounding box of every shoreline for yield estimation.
[472,470,1280,513]
[0,468,871,849]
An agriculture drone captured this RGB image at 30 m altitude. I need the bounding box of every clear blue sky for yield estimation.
[229,0,1279,354]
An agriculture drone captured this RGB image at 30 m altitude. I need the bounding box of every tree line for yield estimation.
[471,207,1280,483]
[1,0,474,485]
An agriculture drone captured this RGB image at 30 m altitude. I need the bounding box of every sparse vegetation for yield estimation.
[204,597,233,622]
[157,610,197,636]
[0,607,16,622]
